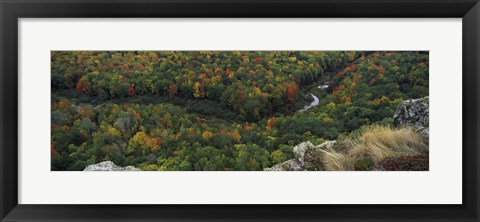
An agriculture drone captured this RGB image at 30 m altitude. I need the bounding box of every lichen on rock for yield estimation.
[393,96,429,143]
[83,161,141,171]
[265,140,335,171]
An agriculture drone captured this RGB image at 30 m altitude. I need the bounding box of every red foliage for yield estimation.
[128,83,136,97]
[168,84,177,98]
[76,77,91,95]
[133,63,145,71]
[282,82,299,106]
[253,57,264,63]
[76,80,83,92]
[243,125,253,131]
[346,64,356,72]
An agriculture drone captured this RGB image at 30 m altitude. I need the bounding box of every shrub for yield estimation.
[354,158,374,171]
[377,153,429,171]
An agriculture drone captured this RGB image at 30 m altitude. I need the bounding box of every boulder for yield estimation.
[265,159,302,171]
[83,161,141,171]
[393,96,429,143]
[293,141,315,166]
[316,140,337,151]
[265,141,335,171]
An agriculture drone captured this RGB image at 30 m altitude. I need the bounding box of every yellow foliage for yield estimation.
[326,102,336,110]
[323,117,333,122]
[131,132,160,151]
[229,129,242,142]
[202,130,213,140]
[193,82,201,98]
[107,126,121,138]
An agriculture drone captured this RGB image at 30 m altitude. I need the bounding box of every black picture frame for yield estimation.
[1,0,479,221]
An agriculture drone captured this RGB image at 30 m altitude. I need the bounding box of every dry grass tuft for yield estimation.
[320,151,354,171]
[321,125,428,171]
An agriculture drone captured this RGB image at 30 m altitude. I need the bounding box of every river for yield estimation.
[299,83,328,112]
[299,93,320,112]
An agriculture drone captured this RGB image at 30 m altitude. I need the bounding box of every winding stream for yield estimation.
[299,83,328,112]
[299,93,319,112]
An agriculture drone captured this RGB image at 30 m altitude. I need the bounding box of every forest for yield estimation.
[51,51,429,171]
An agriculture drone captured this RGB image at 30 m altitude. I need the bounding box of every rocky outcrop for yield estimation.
[265,97,429,171]
[83,161,141,171]
[266,159,302,171]
[393,96,429,143]
[265,141,335,171]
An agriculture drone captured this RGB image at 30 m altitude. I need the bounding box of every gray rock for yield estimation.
[393,96,429,143]
[316,140,337,151]
[265,141,335,171]
[293,141,315,166]
[265,159,302,171]
[83,161,141,171]
[125,166,142,171]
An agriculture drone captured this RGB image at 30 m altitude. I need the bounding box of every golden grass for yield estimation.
[321,125,428,171]
[321,151,355,171]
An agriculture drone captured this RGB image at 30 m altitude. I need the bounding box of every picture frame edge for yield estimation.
[1,0,479,221]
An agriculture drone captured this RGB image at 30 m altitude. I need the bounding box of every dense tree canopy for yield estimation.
[51,51,429,171]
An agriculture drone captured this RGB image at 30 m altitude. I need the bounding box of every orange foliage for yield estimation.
[345,96,352,103]
[346,64,356,72]
[76,79,83,92]
[333,85,346,94]
[243,125,253,131]
[253,57,263,63]
[377,65,385,74]
[266,116,277,130]
[79,107,94,117]
[58,100,69,109]
[282,82,299,106]
[353,74,362,81]
[134,111,141,119]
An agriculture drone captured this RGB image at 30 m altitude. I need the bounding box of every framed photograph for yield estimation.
[1,0,479,221]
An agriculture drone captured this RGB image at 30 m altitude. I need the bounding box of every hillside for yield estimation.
[51,51,429,171]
